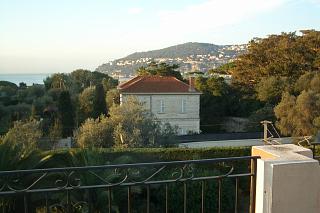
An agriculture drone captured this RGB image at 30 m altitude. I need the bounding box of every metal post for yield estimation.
[261,120,271,144]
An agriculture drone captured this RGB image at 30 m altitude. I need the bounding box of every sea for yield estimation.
[0,73,52,86]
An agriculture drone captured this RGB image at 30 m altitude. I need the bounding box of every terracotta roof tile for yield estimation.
[118,76,200,93]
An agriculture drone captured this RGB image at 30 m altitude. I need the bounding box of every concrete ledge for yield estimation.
[252,144,314,161]
[252,144,320,213]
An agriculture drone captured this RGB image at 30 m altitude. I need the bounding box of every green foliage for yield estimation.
[75,116,114,148]
[294,72,315,93]
[7,103,31,121]
[106,88,120,108]
[137,62,183,81]
[69,69,94,93]
[48,119,62,143]
[246,104,276,131]
[111,97,160,148]
[194,76,261,132]
[229,30,320,135]
[31,95,54,118]
[76,97,177,148]
[27,84,45,98]
[58,91,75,137]
[275,69,320,136]
[0,105,10,135]
[294,72,320,93]
[0,70,117,136]
[45,70,118,94]
[255,76,289,104]
[102,76,118,92]
[93,83,108,118]
[0,81,18,97]
[232,30,320,88]
[275,91,320,136]
[209,62,235,74]
[44,73,70,90]
[195,76,228,132]
[1,120,42,157]
[78,84,108,120]
[79,86,96,119]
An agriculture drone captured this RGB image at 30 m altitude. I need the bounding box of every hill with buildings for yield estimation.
[95,42,247,77]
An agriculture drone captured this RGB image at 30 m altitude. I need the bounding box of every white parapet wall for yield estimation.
[252,144,320,213]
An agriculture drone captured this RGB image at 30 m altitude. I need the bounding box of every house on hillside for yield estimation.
[118,76,201,135]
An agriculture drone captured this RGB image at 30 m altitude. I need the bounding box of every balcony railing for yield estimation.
[0,156,260,213]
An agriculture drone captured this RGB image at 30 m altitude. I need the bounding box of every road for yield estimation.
[179,137,293,148]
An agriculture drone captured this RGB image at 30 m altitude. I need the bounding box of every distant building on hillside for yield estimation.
[118,76,201,135]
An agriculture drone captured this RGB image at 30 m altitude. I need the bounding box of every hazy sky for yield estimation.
[1,0,320,74]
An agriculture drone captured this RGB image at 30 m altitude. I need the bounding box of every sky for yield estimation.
[0,0,320,74]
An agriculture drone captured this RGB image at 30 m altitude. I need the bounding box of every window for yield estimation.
[180,128,186,135]
[159,99,165,113]
[181,99,186,113]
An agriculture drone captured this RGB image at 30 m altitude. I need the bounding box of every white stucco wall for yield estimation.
[120,93,200,135]
[252,145,320,213]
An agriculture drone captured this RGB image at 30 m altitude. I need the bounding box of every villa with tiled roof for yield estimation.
[118,75,201,135]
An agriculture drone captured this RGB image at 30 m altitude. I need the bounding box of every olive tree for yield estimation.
[1,120,42,157]
[75,97,177,148]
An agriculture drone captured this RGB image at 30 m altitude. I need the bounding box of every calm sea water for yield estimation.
[0,73,52,86]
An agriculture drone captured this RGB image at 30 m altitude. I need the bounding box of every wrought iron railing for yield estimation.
[0,156,260,213]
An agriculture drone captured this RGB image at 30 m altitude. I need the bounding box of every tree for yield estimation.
[68,69,93,94]
[1,120,42,157]
[44,73,71,90]
[75,97,177,148]
[194,76,230,132]
[231,31,320,89]
[246,104,275,132]
[58,91,75,137]
[0,104,10,135]
[275,91,320,136]
[209,62,235,75]
[8,103,31,121]
[294,72,320,93]
[102,77,118,92]
[0,81,18,96]
[93,84,108,118]
[111,96,174,148]
[31,95,54,119]
[48,119,62,144]
[75,116,114,148]
[106,88,120,108]
[294,72,316,93]
[79,86,96,119]
[275,71,320,137]
[137,62,183,81]
[255,76,289,104]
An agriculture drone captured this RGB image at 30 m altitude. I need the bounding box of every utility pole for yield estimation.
[261,120,272,144]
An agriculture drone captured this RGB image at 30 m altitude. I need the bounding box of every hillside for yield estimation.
[96,42,247,76]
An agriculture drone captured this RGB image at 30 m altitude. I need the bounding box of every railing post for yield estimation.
[250,158,257,213]
[252,144,320,213]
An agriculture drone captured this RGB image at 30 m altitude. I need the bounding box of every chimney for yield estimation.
[189,76,195,92]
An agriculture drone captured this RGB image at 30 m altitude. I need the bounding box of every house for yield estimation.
[118,76,201,135]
